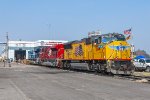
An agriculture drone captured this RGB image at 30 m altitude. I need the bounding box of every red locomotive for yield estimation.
[39,44,64,67]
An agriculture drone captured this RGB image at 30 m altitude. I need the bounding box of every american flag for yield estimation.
[124,28,132,35]
[75,45,83,56]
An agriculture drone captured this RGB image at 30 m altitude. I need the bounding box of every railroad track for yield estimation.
[29,63,150,84]
[70,69,150,84]
[114,74,150,84]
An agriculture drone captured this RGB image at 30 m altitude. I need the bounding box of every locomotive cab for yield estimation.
[100,33,134,74]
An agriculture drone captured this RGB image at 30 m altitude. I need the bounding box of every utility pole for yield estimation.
[4,32,9,67]
[5,32,11,67]
[6,32,9,60]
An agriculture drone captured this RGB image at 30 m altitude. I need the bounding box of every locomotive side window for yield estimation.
[95,38,98,44]
[94,37,101,44]
[98,37,101,44]
[64,43,72,49]
[85,38,91,45]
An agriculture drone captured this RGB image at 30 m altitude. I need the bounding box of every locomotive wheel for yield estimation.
[96,64,101,72]
[63,62,68,69]
[88,64,93,71]
[66,63,71,69]
[57,61,63,69]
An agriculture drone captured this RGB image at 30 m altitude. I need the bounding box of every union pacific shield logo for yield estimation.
[109,46,130,50]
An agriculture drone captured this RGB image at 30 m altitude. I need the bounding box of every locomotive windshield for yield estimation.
[102,34,125,43]
[114,34,126,41]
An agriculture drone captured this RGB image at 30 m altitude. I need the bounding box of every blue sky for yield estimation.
[0,0,150,53]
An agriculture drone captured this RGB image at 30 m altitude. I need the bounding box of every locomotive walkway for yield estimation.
[1,62,150,100]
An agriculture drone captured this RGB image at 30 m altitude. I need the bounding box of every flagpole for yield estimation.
[131,27,135,59]
[130,27,134,59]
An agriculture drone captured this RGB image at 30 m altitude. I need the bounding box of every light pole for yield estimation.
[6,32,11,67]
[6,32,9,60]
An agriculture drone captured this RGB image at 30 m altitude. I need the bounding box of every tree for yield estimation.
[135,49,150,58]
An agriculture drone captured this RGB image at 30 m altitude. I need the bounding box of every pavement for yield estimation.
[1,62,150,100]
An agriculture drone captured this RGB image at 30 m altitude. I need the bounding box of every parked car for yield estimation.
[133,58,150,72]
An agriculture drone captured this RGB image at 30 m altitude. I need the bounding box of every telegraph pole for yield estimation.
[4,32,9,67]
[5,32,11,67]
[6,32,9,60]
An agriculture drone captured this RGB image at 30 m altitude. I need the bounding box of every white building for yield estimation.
[1,40,67,61]
[8,41,35,61]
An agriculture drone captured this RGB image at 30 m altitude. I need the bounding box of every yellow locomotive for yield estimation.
[63,33,134,74]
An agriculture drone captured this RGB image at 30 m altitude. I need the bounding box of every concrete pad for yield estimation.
[0,79,29,100]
